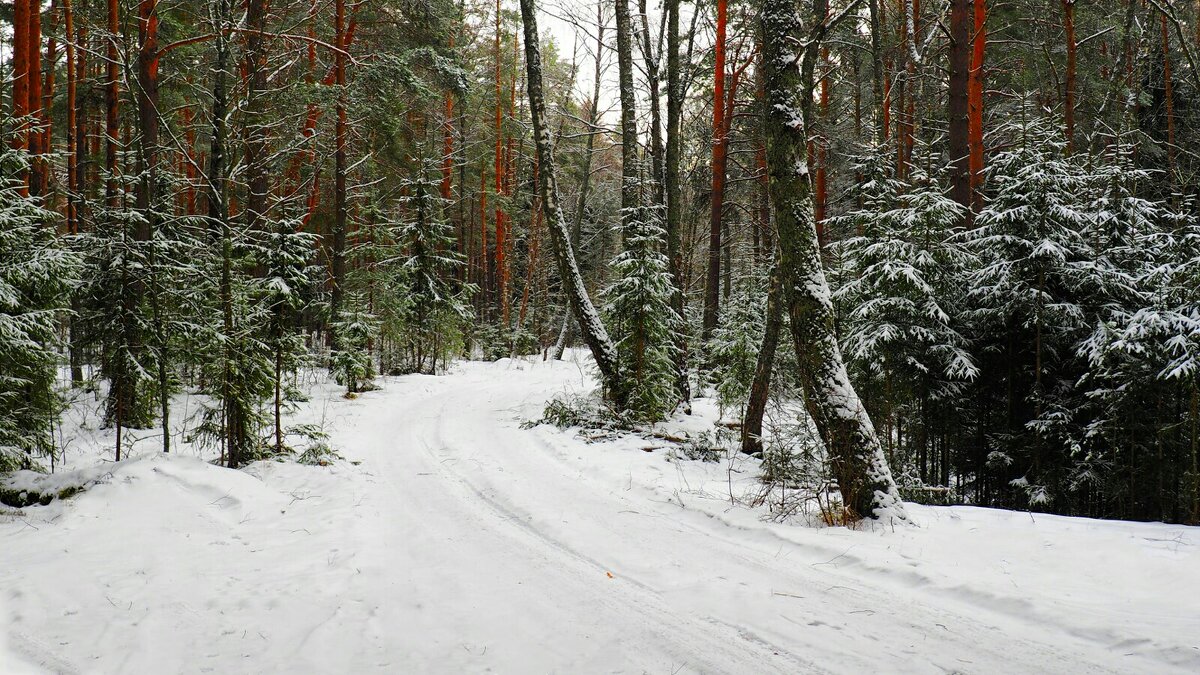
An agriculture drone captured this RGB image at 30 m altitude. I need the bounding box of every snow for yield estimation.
[3,352,1199,673]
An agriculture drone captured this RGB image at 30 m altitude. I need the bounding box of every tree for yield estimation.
[605,172,679,420]
[948,0,971,212]
[392,162,474,374]
[519,0,624,406]
[0,140,76,468]
[760,0,906,520]
[703,0,730,339]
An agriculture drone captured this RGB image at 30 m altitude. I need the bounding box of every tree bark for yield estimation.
[442,83,455,204]
[615,0,640,236]
[1062,0,1076,152]
[554,4,605,360]
[12,0,29,166]
[703,0,729,339]
[136,0,170,453]
[664,0,690,401]
[27,0,44,194]
[494,0,508,324]
[65,0,78,234]
[761,0,906,521]
[331,0,348,345]
[742,254,784,455]
[948,0,971,213]
[519,0,624,405]
[1161,12,1176,175]
[867,0,886,143]
[636,0,665,201]
[968,0,985,213]
[244,0,269,235]
[106,0,120,208]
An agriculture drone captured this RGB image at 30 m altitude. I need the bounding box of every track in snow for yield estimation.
[3,354,1196,673]
[324,357,1186,674]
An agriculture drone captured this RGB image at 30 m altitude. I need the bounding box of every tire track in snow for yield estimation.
[358,362,1149,674]
[356,378,810,674]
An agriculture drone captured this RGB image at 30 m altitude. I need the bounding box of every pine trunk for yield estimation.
[703,0,729,339]
[331,0,349,346]
[1063,0,1076,152]
[664,0,690,401]
[968,0,986,213]
[948,0,971,213]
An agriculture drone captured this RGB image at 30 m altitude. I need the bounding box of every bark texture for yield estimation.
[519,0,624,406]
[760,0,906,521]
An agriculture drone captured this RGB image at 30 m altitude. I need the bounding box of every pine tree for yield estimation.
[709,267,771,415]
[83,170,157,451]
[1077,155,1200,520]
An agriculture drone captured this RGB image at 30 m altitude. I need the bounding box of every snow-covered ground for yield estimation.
[2,352,1198,673]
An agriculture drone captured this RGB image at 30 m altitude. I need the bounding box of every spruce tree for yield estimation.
[0,143,77,469]
[604,174,679,421]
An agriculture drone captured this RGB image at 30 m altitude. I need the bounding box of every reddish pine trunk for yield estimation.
[703,0,728,338]
[289,11,357,219]
[38,0,58,196]
[106,0,120,207]
[76,26,89,208]
[968,0,986,214]
[504,34,519,325]
[948,0,971,212]
[27,0,44,193]
[12,0,29,163]
[136,0,160,231]
[65,0,78,231]
[1161,13,1176,175]
[897,0,912,177]
[244,0,269,232]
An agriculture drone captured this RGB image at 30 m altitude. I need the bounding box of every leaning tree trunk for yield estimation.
[519,0,624,407]
[760,0,906,521]
[553,0,606,361]
[742,253,784,455]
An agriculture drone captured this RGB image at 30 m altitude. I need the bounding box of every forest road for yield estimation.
[341,357,1144,674]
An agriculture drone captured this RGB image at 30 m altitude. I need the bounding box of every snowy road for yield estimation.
[3,355,1199,673]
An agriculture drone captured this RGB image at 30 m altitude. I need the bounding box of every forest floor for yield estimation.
[2,352,1199,674]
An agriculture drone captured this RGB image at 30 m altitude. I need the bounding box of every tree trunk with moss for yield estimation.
[760,0,906,521]
[742,254,784,455]
[520,0,624,407]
